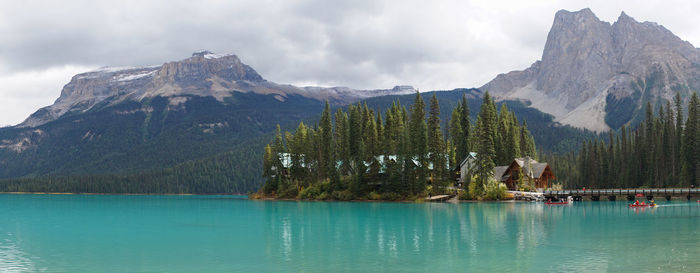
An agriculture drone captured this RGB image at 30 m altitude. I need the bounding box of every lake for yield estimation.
[0,194,697,272]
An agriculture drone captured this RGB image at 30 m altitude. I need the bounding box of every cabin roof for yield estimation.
[493,157,554,181]
[493,166,509,181]
[531,163,549,178]
[513,157,549,179]
[459,152,478,168]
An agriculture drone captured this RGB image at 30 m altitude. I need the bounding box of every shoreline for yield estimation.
[0,192,247,196]
[249,195,522,203]
[1,192,526,203]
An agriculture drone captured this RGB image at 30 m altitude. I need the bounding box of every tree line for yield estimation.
[258,91,537,200]
[545,93,700,189]
[0,140,264,194]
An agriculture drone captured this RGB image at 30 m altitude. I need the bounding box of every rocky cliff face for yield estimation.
[20,51,415,127]
[483,8,700,131]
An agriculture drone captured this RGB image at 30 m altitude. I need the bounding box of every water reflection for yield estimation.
[0,234,37,272]
[262,200,698,272]
[0,195,696,272]
[263,201,555,271]
[281,217,292,261]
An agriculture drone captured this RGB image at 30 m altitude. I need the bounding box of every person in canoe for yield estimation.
[634,200,639,205]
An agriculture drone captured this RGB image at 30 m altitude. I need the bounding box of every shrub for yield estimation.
[277,184,299,199]
[261,179,277,195]
[368,191,381,200]
[298,183,322,200]
[550,183,563,191]
[316,192,329,200]
[467,181,478,199]
[484,178,507,200]
[331,190,354,201]
[517,181,535,192]
[381,192,401,201]
[458,190,471,200]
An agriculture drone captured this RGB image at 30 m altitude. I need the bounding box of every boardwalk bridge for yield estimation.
[544,188,699,201]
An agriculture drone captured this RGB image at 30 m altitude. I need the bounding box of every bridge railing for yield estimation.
[544,188,699,196]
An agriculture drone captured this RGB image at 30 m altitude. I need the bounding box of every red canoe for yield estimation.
[628,204,656,207]
[545,201,569,205]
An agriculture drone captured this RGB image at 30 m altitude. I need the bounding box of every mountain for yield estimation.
[482,8,700,132]
[0,88,596,194]
[0,47,596,193]
[20,50,416,128]
[0,51,415,180]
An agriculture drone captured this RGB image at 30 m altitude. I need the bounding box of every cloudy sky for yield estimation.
[2,0,700,126]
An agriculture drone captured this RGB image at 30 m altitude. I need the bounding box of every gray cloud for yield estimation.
[2,0,700,125]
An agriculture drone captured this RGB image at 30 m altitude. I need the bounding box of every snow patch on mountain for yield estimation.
[114,70,157,82]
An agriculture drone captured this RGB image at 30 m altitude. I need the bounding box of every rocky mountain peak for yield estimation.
[483,8,700,132]
[155,51,264,84]
[537,9,613,110]
[617,11,633,22]
[553,8,599,24]
[18,51,414,128]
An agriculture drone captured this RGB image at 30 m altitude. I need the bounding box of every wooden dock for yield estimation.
[509,191,544,201]
[426,194,454,202]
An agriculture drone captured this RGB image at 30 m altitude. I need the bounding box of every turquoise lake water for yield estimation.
[0,194,698,272]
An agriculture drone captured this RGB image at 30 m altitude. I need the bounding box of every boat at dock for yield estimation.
[545,196,573,205]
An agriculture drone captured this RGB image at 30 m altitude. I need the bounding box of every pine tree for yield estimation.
[261,144,277,193]
[460,94,471,157]
[620,125,629,188]
[508,113,521,161]
[474,92,497,196]
[287,122,309,187]
[319,101,333,180]
[579,140,588,188]
[447,139,456,177]
[674,93,684,185]
[349,104,364,171]
[495,104,509,165]
[384,104,396,155]
[363,108,378,161]
[664,101,675,187]
[449,103,464,162]
[273,124,286,174]
[376,110,385,155]
[427,93,445,187]
[684,93,700,187]
[335,109,351,176]
[409,91,428,194]
[263,144,274,179]
[520,120,535,158]
[644,102,655,186]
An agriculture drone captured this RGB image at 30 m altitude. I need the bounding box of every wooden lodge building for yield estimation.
[456,154,556,191]
[493,157,556,190]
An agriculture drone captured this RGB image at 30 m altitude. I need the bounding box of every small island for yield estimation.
[252,91,545,201]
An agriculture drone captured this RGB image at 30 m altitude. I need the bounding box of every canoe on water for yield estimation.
[628,204,656,207]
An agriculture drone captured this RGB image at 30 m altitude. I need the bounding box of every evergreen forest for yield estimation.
[546,93,700,189]
[256,92,537,200]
